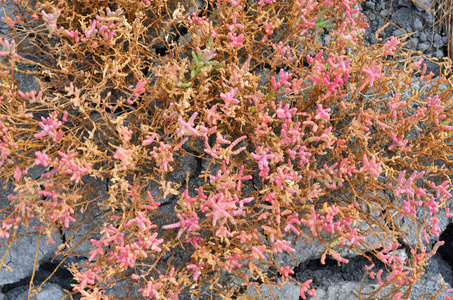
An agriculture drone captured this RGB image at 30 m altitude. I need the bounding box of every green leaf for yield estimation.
[207,36,214,48]
[314,9,335,29]
[180,82,192,87]
[191,51,200,68]
[440,119,450,126]
[315,17,335,29]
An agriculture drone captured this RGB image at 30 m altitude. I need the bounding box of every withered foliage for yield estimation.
[0,0,453,299]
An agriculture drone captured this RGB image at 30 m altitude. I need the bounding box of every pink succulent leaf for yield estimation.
[13,166,21,182]
[142,133,157,146]
[314,104,331,120]
[34,151,50,167]
[162,211,200,239]
[300,279,316,299]
[220,88,239,108]
[363,61,384,87]
[359,154,382,176]
[127,80,147,105]
[176,113,202,137]
[258,0,274,4]
[33,111,66,142]
[113,147,133,170]
[384,36,399,56]
[139,280,164,298]
[250,147,275,178]
[228,33,244,48]
[186,262,204,281]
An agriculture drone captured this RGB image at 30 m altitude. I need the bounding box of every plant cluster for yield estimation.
[1,0,453,299]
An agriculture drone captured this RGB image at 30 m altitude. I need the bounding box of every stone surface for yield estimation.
[418,42,431,52]
[0,220,62,286]
[247,279,301,299]
[413,18,424,31]
[1,0,453,299]
[435,49,445,59]
[16,283,65,300]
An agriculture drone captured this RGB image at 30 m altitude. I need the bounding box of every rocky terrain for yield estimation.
[1,0,453,299]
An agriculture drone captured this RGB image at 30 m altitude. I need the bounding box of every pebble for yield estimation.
[433,33,445,49]
[419,32,427,42]
[406,38,419,50]
[364,2,376,9]
[413,19,424,31]
[423,11,434,25]
[434,50,444,60]
[392,29,405,37]
[417,42,431,52]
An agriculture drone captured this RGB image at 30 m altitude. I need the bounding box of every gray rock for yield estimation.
[247,279,300,299]
[377,17,385,29]
[27,165,47,180]
[187,0,205,16]
[409,37,419,50]
[378,30,387,39]
[392,29,405,37]
[398,0,415,7]
[423,11,434,26]
[405,42,416,51]
[434,50,445,60]
[433,33,445,49]
[171,150,199,184]
[413,0,432,12]
[2,1,453,300]
[364,2,376,10]
[311,282,390,300]
[374,0,384,11]
[423,60,443,77]
[103,280,142,299]
[419,32,427,42]
[0,218,62,286]
[368,33,377,45]
[309,272,452,300]
[410,272,452,300]
[417,42,431,52]
[391,8,416,30]
[428,253,453,285]
[16,283,65,300]
[413,18,424,31]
